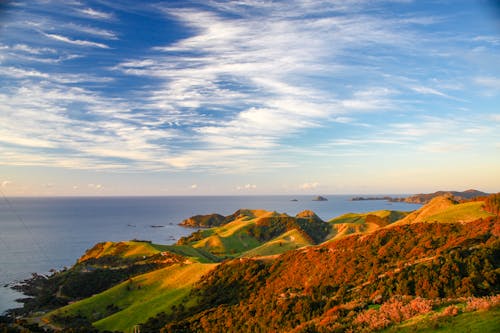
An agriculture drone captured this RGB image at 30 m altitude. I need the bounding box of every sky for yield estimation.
[0,0,499,196]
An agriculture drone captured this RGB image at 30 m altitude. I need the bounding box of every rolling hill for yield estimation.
[177,209,329,257]
[392,196,494,226]
[5,193,499,333]
[328,210,408,239]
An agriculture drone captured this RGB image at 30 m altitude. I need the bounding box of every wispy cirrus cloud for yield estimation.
[1,0,498,181]
[111,1,432,169]
[11,43,56,54]
[42,32,110,49]
[78,7,114,20]
[64,23,118,40]
[474,76,500,96]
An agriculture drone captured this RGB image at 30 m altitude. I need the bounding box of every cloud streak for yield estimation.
[1,0,498,181]
[79,7,114,20]
[42,32,110,49]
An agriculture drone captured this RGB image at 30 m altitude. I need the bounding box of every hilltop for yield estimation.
[352,189,488,204]
[393,189,488,204]
[3,193,499,333]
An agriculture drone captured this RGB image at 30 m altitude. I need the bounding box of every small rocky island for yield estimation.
[312,195,328,201]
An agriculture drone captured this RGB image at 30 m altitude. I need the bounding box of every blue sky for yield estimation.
[0,0,499,196]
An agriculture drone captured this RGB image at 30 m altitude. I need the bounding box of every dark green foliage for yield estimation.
[176,230,205,245]
[179,214,226,228]
[246,215,330,244]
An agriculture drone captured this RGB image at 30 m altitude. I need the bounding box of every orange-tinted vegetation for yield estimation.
[140,211,499,332]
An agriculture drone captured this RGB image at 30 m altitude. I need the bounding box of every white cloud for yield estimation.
[110,2,422,163]
[299,182,320,190]
[43,32,110,49]
[190,184,198,189]
[79,8,113,20]
[236,184,257,190]
[418,142,469,153]
[2,0,494,178]
[474,36,500,46]
[1,180,13,188]
[0,66,49,79]
[411,86,450,98]
[329,138,404,146]
[65,23,118,40]
[474,76,500,92]
[88,183,103,189]
[12,44,56,54]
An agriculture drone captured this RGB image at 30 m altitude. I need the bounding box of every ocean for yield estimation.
[0,195,421,313]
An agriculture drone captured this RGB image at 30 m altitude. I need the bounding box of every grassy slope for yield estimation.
[425,201,493,223]
[153,244,219,263]
[191,211,277,256]
[327,210,407,240]
[240,229,313,257]
[46,263,218,332]
[78,241,162,263]
[393,197,494,226]
[383,307,500,333]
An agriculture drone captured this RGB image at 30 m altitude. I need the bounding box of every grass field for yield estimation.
[327,210,408,239]
[241,229,312,257]
[190,213,270,256]
[78,241,162,263]
[394,198,494,226]
[154,244,219,263]
[329,210,407,225]
[383,307,500,333]
[46,263,218,332]
[424,201,493,223]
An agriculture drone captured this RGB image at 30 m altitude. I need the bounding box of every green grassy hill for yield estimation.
[241,229,313,257]
[179,209,329,257]
[393,196,494,226]
[190,214,264,256]
[382,303,500,333]
[14,196,500,333]
[327,210,408,239]
[46,263,218,332]
[78,240,161,263]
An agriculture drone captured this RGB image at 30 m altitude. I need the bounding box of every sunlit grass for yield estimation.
[46,263,218,332]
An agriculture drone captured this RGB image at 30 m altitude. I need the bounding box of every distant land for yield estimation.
[352,189,488,204]
[2,190,499,333]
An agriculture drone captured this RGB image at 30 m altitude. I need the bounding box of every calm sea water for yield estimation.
[0,195,421,313]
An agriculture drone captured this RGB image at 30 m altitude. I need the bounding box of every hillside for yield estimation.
[178,209,263,228]
[5,193,499,333]
[10,209,329,331]
[177,209,329,257]
[392,196,494,226]
[48,263,218,332]
[328,210,408,240]
[143,214,499,332]
[394,189,488,204]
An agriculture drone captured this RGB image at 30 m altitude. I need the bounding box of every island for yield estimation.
[312,195,328,201]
